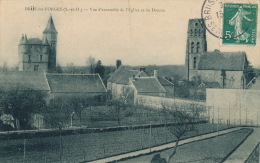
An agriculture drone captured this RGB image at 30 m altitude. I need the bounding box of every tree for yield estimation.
[245,62,256,84]
[42,97,73,162]
[0,86,47,130]
[54,64,63,73]
[1,62,8,72]
[69,96,99,126]
[86,56,96,74]
[95,60,105,79]
[106,99,133,126]
[66,62,75,74]
[161,103,205,163]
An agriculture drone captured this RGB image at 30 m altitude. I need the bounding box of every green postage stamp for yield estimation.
[222,3,258,45]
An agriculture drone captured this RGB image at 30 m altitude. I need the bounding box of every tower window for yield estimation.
[193,57,197,69]
[40,55,42,61]
[195,23,198,26]
[191,42,194,53]
[198,29,201,36]
[34,65,39,71]
[190,30,193,37]
[194,29,197,36]
[197,42,200,53]
[29,55,31,62]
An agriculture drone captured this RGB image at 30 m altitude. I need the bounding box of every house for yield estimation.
[107,65,147,99]
[129,76,166,104]
[198,81,222,100]
[46,73,107,99]
[153,70,175,97]
[185,19,249,89]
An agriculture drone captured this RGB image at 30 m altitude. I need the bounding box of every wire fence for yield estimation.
[0,123,231,163]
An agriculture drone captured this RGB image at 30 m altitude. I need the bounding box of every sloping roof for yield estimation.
[247,77,260,90]
[157,77,174,86]
[28,38,42,45]
[116,70,147,84]
[46,74,107,93]
[201,81,222,88]
[107,66,132,83]
[43,16,58,34]
[0,72,50,91]
[132,77,166,93]
[198,51,246,71]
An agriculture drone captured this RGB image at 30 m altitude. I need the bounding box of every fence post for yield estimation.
[23,139,26,161]
[149,123,152,152]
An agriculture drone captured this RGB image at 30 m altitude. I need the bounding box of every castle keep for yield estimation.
[18,16,57,72]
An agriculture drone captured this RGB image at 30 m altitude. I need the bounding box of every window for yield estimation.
[191,42,194,53]
[34,65,39,71]
[40,55,42,61]
[197,42,200,53]
[193,57,197,69]
[194,29,197,36]
[190,30,193,37]
[198,29,201,36]
[28,55,31,62]
[195,23,198,26]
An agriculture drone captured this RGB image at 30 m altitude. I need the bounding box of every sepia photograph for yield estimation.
[0,0,259,162]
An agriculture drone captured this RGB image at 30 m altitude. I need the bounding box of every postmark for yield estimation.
[222,3,258,45]
[201,0,224,39]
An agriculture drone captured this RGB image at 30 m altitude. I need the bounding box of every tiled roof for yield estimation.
[198,51,246,71]
[43,16,58,34]
[107,66,132,83]
[0,72,50,91]
[132,77,166,93]
[158,78,174,86]
[46,74,107,93]
[116,70,147,84]
[28,38,42,45]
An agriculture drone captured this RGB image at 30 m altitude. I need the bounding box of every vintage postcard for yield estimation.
[0,0,259,162]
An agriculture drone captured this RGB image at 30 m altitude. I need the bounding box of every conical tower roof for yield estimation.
[43,15,58,34]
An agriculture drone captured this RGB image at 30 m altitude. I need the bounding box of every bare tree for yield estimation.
[106,99,133,126]
[43,97,73,163]
[161,102,205,163]
[86,56,96,74]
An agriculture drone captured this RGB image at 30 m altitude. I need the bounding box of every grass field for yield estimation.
[119,128,253,163]
[0,123,233,163]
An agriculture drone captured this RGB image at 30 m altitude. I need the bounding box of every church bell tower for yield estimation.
[185,19,207,81]
[43,15,58,72]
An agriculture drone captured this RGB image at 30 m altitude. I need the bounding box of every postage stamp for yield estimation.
[222,3,258,45]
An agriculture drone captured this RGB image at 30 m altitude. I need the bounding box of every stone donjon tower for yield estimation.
[185,19,207,81]
[18,15,58,72]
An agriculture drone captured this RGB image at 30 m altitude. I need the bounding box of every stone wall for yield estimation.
[206,89,260,126]
[137,95,205,109]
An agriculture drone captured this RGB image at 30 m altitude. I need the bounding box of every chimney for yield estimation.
[116,60,122,69]
[139,66,145,72]
[154,70,158,78]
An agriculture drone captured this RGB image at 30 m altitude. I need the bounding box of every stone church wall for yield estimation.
[197,70,244,89]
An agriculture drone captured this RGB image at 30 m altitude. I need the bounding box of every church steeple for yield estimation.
[43,15,57,34]
[185,19,207,81]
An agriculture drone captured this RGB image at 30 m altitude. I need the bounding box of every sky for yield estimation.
[0,0,260,68]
